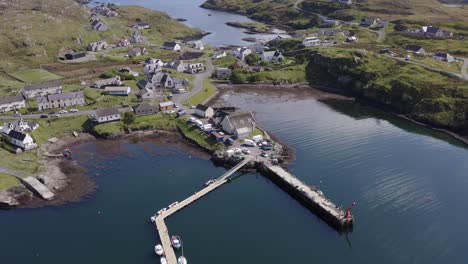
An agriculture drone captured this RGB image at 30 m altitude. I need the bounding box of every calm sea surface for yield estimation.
[1,89,467,263]
[113,0,290,46]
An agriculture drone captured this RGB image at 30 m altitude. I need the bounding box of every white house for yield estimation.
[0,95,26,113]
[165,60,187,72]
[232,47,252,60]
[104,86,131,96]
[191,40,204,50]
[8,130,36,150]
[1,119,38,135]
[92,108,121,123]
[212,51,227,59]
[302,37,320,47]
[261,50,284,62]
[433,52,455,63]
[220,112,256,139]
[162,42,181,51]
[184,63,205,74]
[87,40,108,52]
[91,76,122,88]
[195,104,214,118]
[337,0,353,5]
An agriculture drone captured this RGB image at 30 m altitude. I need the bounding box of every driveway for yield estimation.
[172,58,214,109]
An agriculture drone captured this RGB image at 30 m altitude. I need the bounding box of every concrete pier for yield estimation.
[153,157,252,264]
[261,165,353,230]
[20,176,54,200]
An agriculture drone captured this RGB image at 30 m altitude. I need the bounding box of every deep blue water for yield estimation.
[1,90,468,263]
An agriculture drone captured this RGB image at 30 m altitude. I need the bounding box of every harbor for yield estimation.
[151,153,353,263]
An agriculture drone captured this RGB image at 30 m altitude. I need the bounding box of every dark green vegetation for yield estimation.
[202,0,318,29]
[306,48,468,133]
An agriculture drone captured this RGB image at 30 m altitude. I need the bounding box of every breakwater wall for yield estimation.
[258,163,353,231]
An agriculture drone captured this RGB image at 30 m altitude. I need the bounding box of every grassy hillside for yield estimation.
[306,48,468,133]
[203,0,468,31]
[202,0,316,29]
[0,0,201,72]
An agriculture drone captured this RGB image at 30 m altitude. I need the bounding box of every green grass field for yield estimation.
[9,69,62,83]
[32,116,89,145]
[0,173,20,191]
[184,79,218,106]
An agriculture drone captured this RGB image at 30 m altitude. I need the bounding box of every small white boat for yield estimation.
[155,244,164,256]
[160,257,167,264]
[150,215,156,223]
[178,256,187,264]
[205,179,215,186]
[157,208,167,215]
[171,235,182,249]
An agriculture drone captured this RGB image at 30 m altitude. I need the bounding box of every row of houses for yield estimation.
[91,101,175,124]
[144,58,205,75]
[405,26,453,38]
[0,81,64,113]
[37,92,85,111]
[231,45,284,63]
[405,45,456,62]
[91,4,118,17]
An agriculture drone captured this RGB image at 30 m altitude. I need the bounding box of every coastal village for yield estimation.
[0,0,468,263]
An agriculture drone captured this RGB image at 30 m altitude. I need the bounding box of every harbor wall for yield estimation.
[257,163,353,232]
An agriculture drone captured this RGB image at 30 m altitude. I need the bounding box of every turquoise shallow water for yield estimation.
[1,90,468,263]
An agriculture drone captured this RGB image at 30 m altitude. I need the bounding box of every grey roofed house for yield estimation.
[163,42,177,48]
[47,91,84,101]
[224,112,256,128]
[23,80,62,92]
[405,45,425,54]
[134,103,158,116]
[196,104,209,112]
[433,52,455,62]
[91,20,108,31]
[0,95,25,105]
[95,107,120,118]
[137,79,150,90]
[8,130,27,141]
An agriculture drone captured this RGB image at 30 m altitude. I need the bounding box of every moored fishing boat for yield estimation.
[154,244,164,256]
[178,256,187,264]
[171,235,182,249]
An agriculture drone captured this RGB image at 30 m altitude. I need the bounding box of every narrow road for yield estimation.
[172,58,214,107]
[461,58,468,79]
[0,166,26,178]
[387,55,468,80]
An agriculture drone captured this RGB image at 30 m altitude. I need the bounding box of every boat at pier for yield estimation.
[155,244,164,256]
[178,256,187,264]
[171,235,182,249]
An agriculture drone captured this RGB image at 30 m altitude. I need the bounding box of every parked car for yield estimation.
[50,113,61,118]
[261,152,268,158]
[58,110,68,114]
[69,108,79,113]
[173,103,179,108]
[40,114,48,119]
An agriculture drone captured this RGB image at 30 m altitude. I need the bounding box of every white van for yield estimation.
[243,139,256,147]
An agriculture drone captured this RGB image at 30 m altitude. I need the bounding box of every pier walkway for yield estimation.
[153,157,252,264]
[264,165,353,229]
